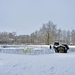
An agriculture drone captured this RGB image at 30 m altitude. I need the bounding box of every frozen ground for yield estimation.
[0,52,75,75]
[0,45,75,75]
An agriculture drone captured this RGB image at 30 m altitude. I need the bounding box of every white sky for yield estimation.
[0,0,75,35]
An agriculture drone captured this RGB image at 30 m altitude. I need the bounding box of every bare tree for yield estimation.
[40,21,57,45]
[56,29,63,43]
[62,30,67,43]
[71,30,75,44]
[66,30,71,44]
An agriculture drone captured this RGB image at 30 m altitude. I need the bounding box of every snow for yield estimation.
[0,45,54,55]
[0,45,75,75]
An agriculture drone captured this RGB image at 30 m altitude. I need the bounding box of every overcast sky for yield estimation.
[0,0,75,35]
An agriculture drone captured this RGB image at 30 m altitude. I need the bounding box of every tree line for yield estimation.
[0,21,75,45]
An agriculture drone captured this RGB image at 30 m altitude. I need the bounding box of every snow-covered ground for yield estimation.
[0,45,75,54]
[0,52,75,75]
[0,45,75,75]
[0,45,53,54]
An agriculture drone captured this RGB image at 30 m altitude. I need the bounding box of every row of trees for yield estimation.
[0,21,75,45]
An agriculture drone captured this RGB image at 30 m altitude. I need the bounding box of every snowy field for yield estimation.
[0,45,75,54]
[0,45,75,75]
[0,45,53,55]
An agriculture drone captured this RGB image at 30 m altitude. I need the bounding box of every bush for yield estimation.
[24,47,33,54]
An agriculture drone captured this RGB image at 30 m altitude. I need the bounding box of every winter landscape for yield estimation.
[0,45,75,75]
[1,0,75,75]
